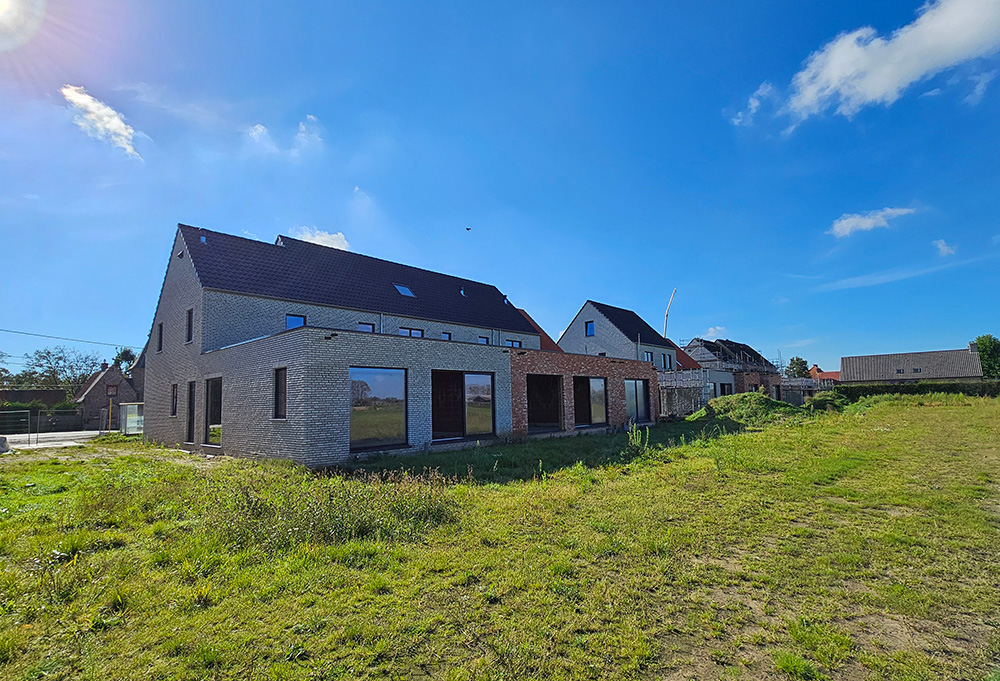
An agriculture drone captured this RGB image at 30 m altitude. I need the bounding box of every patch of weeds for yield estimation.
[773,650,828,680]
[194,644,223,670]
[788,617,854,668]
[368,574,392,595]
[0,632,22,663]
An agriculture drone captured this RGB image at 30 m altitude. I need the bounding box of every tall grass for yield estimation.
[206,468,456,552]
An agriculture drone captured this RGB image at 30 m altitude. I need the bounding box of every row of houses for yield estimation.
[136,224,985,469]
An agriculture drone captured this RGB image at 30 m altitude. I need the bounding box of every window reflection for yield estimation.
[350,368,406,449]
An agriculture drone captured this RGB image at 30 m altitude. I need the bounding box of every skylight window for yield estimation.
[394,284,415,297]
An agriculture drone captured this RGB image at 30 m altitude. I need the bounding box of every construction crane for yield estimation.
[663,288,677,338]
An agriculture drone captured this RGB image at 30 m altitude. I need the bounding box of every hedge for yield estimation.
[831,380,1000,402]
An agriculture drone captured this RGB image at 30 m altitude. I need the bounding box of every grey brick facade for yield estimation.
[558,301,675,370]
[143,227,523,468]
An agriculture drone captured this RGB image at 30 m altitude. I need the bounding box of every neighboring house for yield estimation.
[684,338,781,398]
[128,347,146,401]
[840,344,983,385]
[808,364,840,388]
[143,225,658,469]
[557,300,687,370]
[74,362,140,429]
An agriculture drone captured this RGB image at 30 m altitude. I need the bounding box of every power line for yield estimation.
[0,328,143,350]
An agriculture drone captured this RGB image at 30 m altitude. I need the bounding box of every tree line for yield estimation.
[0,346,136,396]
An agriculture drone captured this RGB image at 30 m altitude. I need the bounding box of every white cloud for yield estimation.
[815,252,1000,291]
[60,85,142,160]
[784,0,1000,124]
[920,87,943,97]
[247,123,278,153]
[247,116,322,157]
[933,238,956,256]
[291,226,350,250]
[292,114,323,156]
[704,326,727,339]
[731,81,774,126]
[965,70,997,104]
[785,338,816,348]
[828,207,915,238]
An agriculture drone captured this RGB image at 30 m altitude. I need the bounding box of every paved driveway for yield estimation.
[3,430,102,450]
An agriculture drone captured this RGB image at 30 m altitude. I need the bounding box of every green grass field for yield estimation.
[1,395,998,680]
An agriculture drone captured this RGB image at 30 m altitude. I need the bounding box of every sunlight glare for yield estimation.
[0,0,46,52]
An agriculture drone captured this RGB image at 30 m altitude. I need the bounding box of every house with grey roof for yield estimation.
[143,225,659,468]
[840,344,983,384]
[557,300,693,371]
[144,224,543,468]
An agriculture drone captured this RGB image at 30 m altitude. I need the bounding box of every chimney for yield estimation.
[969,342,978,353]
[101,361,109,370]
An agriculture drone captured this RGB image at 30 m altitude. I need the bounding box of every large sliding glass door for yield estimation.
[432,371,495,440]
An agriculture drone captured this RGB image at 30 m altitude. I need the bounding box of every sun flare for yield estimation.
[0,0,46,52]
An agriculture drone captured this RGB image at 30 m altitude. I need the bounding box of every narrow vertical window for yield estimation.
[170,384,178,417]
[274,367,287,419]
[205,377,222,445]
[186,382,196,442]
[662,353,668,369]
[585,321,595,336]
[157,323,164,352]
[185,308,193,343]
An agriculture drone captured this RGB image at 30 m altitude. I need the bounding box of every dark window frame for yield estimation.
[393,283,415,297]
[273,367,287,419]
[504,339,522,348]
[441,332,452,341]
[170,384,178,417]
[204,377,222,446]
[185,381,196,443]
[185,308,193,343]
[286,314,306,330]
[398,327,423,337]
[156,323,163,353]
[643,351,653,362]
[585,321,595,336]
[478,336,490,345]
[358,322,375,333]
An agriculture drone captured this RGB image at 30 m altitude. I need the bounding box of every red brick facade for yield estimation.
[509,349,660,434]
[733,371,782,396]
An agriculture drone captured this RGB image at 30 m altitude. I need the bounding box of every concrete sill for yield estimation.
[202,444,222,449]
[269,418,288,422]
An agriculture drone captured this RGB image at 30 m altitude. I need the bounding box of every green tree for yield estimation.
[113,347,137,373]
[975,334,1000,379]
[785,356,810,378]
[14,346,101,393]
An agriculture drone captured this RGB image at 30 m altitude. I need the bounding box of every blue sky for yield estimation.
[1,0,999,373]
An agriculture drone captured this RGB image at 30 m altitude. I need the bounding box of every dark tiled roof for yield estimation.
[686,338,777,372]
[179,225,538,335]
[841,349,982,382]
[586,300,699,367]
[588,300,674,349]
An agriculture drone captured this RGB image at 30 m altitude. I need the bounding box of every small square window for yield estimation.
[393,284,415,297]
[504,339,522,348]
[896,369,905,374]
[358,322,375,333]
[441,332,452,341]
[643,351,653,362]
[286,314,306,330]
[598,352,607,357]
[399,327,423,337]
[478,336,490,345]
[585,321,595,336]
[912,368,921,373]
